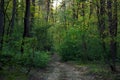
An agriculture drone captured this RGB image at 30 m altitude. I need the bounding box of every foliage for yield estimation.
[59,28,86,61]
[0,0,120,79]
[33,51,50,68]
[58,26,109,62]
[34,23,52,51]
[0,37,50,69]
[10,50,50,68]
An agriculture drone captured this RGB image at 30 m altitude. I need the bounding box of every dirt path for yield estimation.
[29,54,95,80]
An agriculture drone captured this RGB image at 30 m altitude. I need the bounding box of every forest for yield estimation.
[0,0,120,80]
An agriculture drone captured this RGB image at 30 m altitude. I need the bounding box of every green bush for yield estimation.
[59,28,84,61]
[34,24,52,51]
[13,51,50,68]
[59,27,105,62]
[33,51,50,68]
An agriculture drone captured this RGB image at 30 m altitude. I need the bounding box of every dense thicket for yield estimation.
[51,0,120,72]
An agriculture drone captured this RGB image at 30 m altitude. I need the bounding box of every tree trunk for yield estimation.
[89,0,93,18]
[96,0,107,59]
[107,0,118,72]
[72,0,76,20]
[30,0,35,36]
[9,0,16,34]
[21,0,31,53]
[63,0,67,30]
[0,0,4,69]
[81,2,88,60]
[24,0,31,37]
[45,0,50,22]
[0,0,5,53]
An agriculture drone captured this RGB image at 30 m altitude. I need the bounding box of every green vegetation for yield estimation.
[0,0,120,80]
[33,51,50,68]
[59,27,103,61]
[0,66,28,80]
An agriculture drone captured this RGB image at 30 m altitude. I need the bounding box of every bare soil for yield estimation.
[29,54,96,80]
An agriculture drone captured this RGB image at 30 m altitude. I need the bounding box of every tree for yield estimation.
[62,0,67,30]
[0,0,5,70]
[21,0,31,53]
[0,0,5,53]
[97,0,107,57]
[107,0,118,72]
[45,0,50,22]
[9,0,17,34]
[31,0,35,26]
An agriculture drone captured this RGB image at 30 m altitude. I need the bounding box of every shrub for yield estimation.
[59,27,105,62]
[59,28,84,61]
[13,51,50,68]
[33,51,50,68]
[34,24,52,51]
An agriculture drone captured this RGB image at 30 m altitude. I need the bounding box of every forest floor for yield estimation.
[28,54,118,80]
[0,54,120,80]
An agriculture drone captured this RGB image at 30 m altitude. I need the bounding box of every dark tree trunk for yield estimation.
[0,0,4,53]
[21,0,31,53]
[0,0,4,69]
[82,3,85,17]
[99,0,106,38]
[76,1,79,19]
[9,0,17,34]
[72,0,76,20]
[50,0,54,23]
[96,0,107,58]
[81,2,87,59]
[107,0,118,72]
[45,0,50,22]
[89,0,93,18]
[23,0,31,37]
[100,0,107,55]
[72,0,79,25]
[63,0,67,30]
[30,0,35,36]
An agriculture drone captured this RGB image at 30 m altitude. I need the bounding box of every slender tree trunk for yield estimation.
[45,0,50,22]
[81,2,87,59]
[21,0,31,53]
[50,0,54,23]
[9,0,16,34]
[99,0,106,39]
[89,0,93,18]
[72,0,79,25]
[0,0,4,69]
[96,0,107,59]
[76,1,79,19]
[30,0,35,36]
[107,0,118,72]
[100,0,107,56]
[0,0,5,53]
[63,0,67,30]
[24,0,30,37]
[72,0,76,20]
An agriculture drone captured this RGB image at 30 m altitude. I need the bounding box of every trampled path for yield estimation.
[29,54,95,80]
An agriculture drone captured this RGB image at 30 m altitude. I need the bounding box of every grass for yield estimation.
[0,66,28,80]
[67,61,120,80]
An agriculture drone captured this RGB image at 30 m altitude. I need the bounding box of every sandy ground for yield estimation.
[29,54,95,80]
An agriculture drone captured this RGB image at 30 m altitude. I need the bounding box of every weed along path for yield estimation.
[29,54,95,80]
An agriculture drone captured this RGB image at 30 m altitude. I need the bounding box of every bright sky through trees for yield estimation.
[53,0,62,9]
